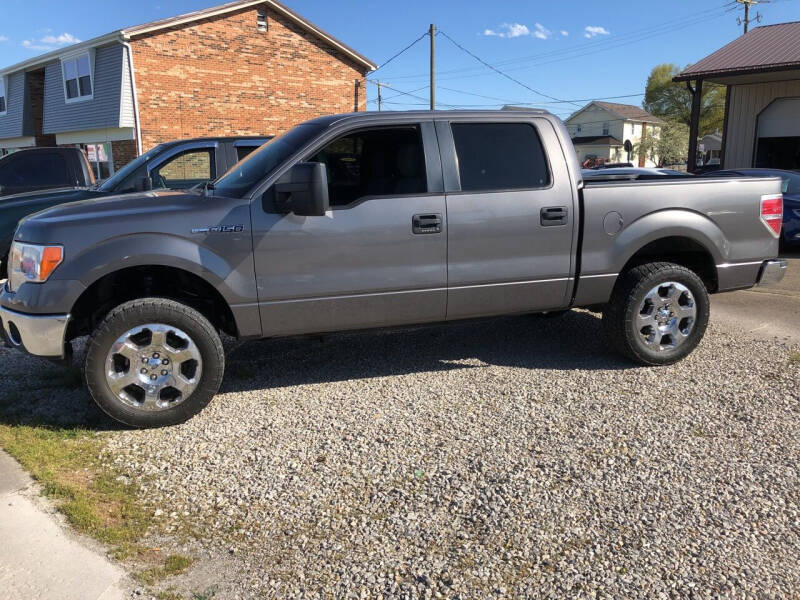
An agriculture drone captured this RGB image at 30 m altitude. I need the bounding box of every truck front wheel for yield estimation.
[602,262,710,366]
[84,298,225,428]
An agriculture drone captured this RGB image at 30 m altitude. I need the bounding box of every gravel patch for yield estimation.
[3,310,799,598]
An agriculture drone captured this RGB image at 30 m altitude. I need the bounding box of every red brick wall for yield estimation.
[112,140,138,169]
[129,7,369,152]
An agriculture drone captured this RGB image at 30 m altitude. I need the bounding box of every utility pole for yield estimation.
[736,0,767,34]
[375,80,385,111]
[429,23,436,110]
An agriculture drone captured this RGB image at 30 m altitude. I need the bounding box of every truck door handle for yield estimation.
[412,213,442,234]
[541,206,568,226]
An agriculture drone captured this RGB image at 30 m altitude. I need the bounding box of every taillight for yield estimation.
[760,194,783,237]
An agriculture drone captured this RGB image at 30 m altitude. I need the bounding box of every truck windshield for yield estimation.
[98,144,166,193]
[213,121,328,199]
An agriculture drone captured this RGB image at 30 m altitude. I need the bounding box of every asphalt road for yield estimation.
[711,250,800,343]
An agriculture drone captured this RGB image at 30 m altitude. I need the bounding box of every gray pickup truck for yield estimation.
[0,110,788,428]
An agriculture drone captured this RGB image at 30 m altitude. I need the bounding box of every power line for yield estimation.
[438,86,646,105]
[371,31,430,73]
[365,80,459,109]
[436,29,583,107]
[387,3,737,83]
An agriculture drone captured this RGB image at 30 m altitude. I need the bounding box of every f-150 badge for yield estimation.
[191,225,244,234]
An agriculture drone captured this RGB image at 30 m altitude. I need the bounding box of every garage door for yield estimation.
[756,97,800,169]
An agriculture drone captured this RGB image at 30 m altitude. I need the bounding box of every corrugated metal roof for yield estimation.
[676,21,800,80]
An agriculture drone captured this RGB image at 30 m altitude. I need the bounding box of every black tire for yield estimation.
[85,298,224,428]
[602,262,710,366]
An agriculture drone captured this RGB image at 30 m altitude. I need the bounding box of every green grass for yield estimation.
[790,352,800,364]
[134,554,194,585]
[0,424,151,549]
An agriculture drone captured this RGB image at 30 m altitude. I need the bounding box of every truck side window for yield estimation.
[310,126,427,207]
[451,123,550,192]
[151,149,215,189]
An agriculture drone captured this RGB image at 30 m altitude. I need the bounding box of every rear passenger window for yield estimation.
[311,126,427,207]
[451,122,550,192]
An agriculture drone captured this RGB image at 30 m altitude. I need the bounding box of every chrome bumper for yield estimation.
[0,305,70,359]
[757,259,787,287]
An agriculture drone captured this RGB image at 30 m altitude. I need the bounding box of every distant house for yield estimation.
[700,133,722,166]
[0,0,375,176]
[564,101,663,167]
[675,21,800,171]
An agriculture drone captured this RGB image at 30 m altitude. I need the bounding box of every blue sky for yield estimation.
[1,0,798,119]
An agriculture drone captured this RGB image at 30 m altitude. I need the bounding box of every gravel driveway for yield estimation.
[3,310,799,598]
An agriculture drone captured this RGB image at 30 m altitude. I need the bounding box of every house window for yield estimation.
[257,8,267,31]
[0,76,7,114]
[602,121,609,136]
[62,53,92,101]
[576,124,582,134]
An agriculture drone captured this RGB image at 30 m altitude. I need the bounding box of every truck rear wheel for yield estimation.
[85,298,225,428]
[602,262,710,366]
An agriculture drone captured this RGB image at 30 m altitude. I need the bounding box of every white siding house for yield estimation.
[564,101,663,167]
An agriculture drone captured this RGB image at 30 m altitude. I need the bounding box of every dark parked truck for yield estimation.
[0,110,788,428]
[0,136,270,277]
[0,147,96,197]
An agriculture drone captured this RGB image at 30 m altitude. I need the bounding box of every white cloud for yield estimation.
[22,40,54,51]
[584,25,610,38]
[0,35,9,43]
[483,22,530,38]
[41,32,80,45]
[533,23,551,40]
[560,30,569,37]
[21,31,80,51]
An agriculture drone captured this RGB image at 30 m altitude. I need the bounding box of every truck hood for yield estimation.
[14,189,220,244]
[1,187,103,209]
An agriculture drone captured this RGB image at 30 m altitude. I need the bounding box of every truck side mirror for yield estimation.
[273,162,329,217]
[134,175,153,192]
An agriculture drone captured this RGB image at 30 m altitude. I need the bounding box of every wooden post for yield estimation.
[687,79,703,173]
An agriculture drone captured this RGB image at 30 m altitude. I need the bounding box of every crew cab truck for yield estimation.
[0,136,270,277]
[0,110,787,428]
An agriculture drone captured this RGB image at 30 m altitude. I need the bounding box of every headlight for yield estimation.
[7,242,63,293]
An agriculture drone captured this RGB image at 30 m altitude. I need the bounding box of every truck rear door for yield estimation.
[436,118,577,318]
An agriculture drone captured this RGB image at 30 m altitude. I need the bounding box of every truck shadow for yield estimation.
[0,309,634,430]
[221,309,633,393]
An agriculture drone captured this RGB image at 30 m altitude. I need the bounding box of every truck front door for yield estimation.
[436,118,577,319]
[250,121,447,336]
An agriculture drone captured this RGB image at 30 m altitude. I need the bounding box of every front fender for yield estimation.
[53,233,258,308]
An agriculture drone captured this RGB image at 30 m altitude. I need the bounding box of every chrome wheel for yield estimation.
[105,323,202,411]
[635,282,697,352]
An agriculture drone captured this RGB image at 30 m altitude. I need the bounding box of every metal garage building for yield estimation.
[675,21,800,171]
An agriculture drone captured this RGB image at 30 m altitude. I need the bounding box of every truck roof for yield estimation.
[304,108,556,130]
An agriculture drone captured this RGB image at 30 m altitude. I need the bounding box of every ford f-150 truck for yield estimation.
[0,136,270,277]
[0,110,787,428]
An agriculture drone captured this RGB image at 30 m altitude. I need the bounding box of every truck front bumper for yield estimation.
[0,305,70,360]
[757,258,788,287]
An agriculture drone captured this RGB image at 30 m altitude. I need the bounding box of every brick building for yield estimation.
[0,0,375,177]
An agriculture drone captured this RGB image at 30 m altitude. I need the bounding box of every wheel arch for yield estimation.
[575,209,726,306]
[67,264,240,341]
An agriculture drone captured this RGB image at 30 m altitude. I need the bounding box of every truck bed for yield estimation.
[574,175,784,306]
